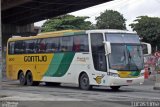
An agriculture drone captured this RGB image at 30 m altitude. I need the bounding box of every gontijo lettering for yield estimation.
[24,55,47,62]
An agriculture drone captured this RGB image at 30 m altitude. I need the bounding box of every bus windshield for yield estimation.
[108,44,143,71]
[105,33,143,71]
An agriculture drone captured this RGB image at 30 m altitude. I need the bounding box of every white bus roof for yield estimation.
[8,29,137,42]
[86,29,136,34]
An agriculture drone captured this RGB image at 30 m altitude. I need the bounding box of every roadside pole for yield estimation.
[154,73,160,90]
[0,0,2,88]
[154,55,160,90]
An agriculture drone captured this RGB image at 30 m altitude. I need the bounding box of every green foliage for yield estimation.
[41,15,92,32]
[96,10,126,29]
[130,16,160,51]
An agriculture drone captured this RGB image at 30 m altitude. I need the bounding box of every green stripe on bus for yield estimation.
[63,32,75,36]
[53,52,75,77]
[44,53,64,76]
[44,52,75,77]
[74,31,86,35]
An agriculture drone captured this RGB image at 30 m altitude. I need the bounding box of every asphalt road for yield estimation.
[0,79,160,107]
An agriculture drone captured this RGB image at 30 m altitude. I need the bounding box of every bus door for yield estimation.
[90,33,107,72]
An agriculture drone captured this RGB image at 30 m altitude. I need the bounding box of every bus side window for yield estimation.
[14,42,18,54]
[46,38,59,53]
[38,39,47,53]
[73,35,89,52]
[46,43,53,52]
[25,40,36,54]
[60,36,73,52]
[30,40,36,53]
[9,42,15,54]
[39,43,46,52]
[14,41,25,54]
[73,37,81,51]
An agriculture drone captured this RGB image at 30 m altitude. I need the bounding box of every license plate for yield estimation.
[127,80,132,83]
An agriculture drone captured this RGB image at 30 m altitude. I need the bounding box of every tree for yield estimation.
[41,15,92,32]
[96,10,126,29]
[130,16,160,52]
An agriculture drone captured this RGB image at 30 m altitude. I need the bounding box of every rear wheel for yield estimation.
[26,72,39,86]
[79,73,92,90]
[19,72,26,86]
[110,86,121,91]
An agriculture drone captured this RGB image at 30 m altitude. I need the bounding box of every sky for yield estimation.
[34,0,160,31]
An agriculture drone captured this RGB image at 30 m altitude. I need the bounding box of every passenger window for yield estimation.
[25,40,37,54]
[38,39,47,53]
[9,42,15,54]
[73,35,89,52]
[60,36,73,52]
[14,41,25,54]
[46,38,60,52]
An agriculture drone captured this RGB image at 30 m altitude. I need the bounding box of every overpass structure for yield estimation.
[1,0,111,43]
[2,0,111,25]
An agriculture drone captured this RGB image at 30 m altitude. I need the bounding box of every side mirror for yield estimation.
[141,42,152,56]
[103,41,111,55]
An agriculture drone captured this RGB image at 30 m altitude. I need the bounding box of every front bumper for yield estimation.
[107,76,144,86]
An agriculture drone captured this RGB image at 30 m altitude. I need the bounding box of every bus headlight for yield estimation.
[108,72,119,77]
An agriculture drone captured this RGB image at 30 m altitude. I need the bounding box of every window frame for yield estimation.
[8,34,89,55]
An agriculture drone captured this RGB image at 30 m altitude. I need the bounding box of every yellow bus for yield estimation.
[6,29,151,90]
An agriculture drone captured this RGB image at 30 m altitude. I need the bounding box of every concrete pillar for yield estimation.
[0,0,2,87]
[3,24,28,44]
[0,23,39,83]
[2,23,37,47]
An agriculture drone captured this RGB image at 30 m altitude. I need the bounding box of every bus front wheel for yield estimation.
[79,73,92,90]
[19,72,26,86]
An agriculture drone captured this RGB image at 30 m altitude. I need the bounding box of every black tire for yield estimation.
[19,72,26,86]
[45,82,61,86]
[79,73,92,90]
[26,72,39,86]
[110,86,121,91]
[26,72,33,86]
